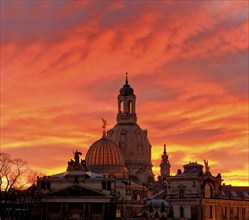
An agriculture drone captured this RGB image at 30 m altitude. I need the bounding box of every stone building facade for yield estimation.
[35,152,117,220]
[158,156,249,220]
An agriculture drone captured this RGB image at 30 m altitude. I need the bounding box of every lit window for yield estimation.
[116,209,121,218]
[134,193,141,201]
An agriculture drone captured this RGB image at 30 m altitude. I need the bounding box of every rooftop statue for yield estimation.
[102,118,108,136]
[204,159,210,173]
[74,150,82,165]
[67,150,87,171]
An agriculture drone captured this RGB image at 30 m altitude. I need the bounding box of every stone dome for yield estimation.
[85,134,126,177]
[107,123,151,166]
[107,123,154,183]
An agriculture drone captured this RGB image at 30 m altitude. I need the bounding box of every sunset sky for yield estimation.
[1,1,248,186]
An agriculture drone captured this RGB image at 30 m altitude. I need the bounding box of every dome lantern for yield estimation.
[117,72,137,124]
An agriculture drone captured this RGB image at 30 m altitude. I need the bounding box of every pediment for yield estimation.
[47,184,108,197]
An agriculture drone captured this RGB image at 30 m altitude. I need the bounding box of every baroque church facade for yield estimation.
[32,76,249,220]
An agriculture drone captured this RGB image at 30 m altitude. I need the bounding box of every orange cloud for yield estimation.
[1,1,248,186]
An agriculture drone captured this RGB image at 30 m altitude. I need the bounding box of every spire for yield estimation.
[163,144,166,155]
[125,72,129,85]
[160,144,171,179]
[162,144,168,160]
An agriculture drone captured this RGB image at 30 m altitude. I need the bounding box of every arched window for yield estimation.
[204,183,213,198]
[180,206,184,218]
[134,193,141,201]
[119,100,123,113]
[128,100,133,114]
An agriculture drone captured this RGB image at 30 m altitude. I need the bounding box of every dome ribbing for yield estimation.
[85,135,126,177]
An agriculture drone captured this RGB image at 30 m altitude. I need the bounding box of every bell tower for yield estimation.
[117,73,137,124]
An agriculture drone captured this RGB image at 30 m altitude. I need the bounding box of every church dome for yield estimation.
[107,123,152,167]
[85,134,126,177]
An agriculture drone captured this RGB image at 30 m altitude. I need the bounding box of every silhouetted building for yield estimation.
[29,75,249,219]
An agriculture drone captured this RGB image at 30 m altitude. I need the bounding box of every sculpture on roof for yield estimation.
[67,150,87,171]
[204,159,210,173]
[74,150,82,165]
[102,118,108,136]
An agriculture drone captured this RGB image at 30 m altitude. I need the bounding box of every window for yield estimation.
[209,205,213,218]
[180,206,184,218]
[179,189,184,198]
[134,193,141,201]
[128,100,133,114]
[231,191,237,197]
[230,207,233,218]
[204,183,212,198]
[119,100,123,113]
[223,206,227,218]
[116,209,121,218]
[242,208,245,219]
[236,207,239,219]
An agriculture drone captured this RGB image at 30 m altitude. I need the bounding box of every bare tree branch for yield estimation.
[0,152,41,220]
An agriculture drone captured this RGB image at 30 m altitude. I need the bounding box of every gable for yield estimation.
[47,184,107,197]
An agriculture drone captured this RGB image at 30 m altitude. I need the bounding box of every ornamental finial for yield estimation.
[125,72,128,85]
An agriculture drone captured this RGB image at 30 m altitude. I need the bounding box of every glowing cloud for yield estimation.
[1,1,248,186]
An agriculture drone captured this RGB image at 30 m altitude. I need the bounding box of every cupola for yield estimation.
[117,73,137,124]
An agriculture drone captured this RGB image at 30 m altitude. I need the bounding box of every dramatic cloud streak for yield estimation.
[1,1,248,186]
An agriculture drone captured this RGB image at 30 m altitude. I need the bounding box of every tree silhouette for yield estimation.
[0,152,40,220]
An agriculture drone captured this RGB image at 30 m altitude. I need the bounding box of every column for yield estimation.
[83,203,86,220]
